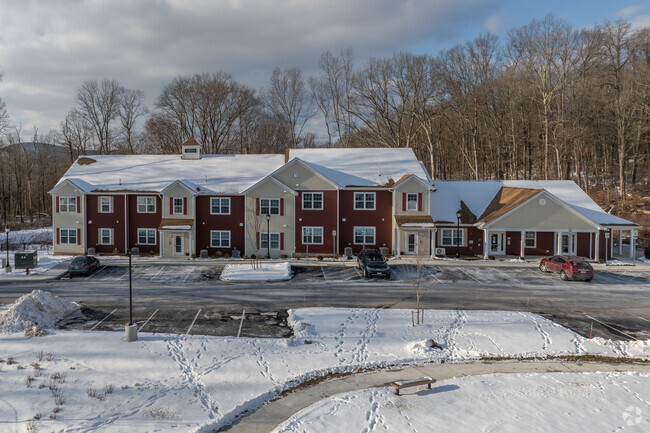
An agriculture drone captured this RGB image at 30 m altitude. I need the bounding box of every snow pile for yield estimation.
[7,227,52,245]
[272,372,650,433]
[220,262,292,281]
[0,290,79,334]
[606,259,634,266]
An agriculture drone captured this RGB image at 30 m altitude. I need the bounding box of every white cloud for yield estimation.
[0,0,497,135]
[617,5,645,20]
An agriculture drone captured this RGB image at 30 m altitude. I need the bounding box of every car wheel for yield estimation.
[560,270,569,281]
[539,263,547,273]
[585,278,592,282]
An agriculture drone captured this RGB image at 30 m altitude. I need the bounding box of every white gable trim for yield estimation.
[392,174,434,191]
[161,180,199,196]
[243,175,298,196]
[478,189,602,231]
[279,158,342,189]
[49,178,90,195]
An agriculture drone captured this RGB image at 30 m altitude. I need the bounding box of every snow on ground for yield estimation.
[0,290,80,334]
[220,262,292,281]
[0,249,71,278]
[1,306,649,432]
[272,372,650,433]
[606,259,636,266]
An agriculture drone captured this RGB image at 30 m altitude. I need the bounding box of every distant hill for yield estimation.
[1,142,71,160]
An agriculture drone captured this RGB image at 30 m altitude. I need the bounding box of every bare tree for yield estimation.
[118,88,147,154]
[59,110,93,161]
[74,79,124,154]
[263,67,314,148]
[0,72,9,138]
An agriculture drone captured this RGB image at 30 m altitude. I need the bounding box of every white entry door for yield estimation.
[407,233,417,254]
[490,232,505,255]
[561,233,576,256]
[174,235,184,255]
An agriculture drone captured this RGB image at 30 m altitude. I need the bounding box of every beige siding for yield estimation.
[162,184,195,219]
[52,182,85,255]
[394,181,430,216]
[397,230,432,255]
[245,180,295,258]
[489,192,597,231]
[273,162,337,190]
[161,232,191,257]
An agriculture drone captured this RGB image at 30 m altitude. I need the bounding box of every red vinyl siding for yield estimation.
[339,190,392,254]
[128,195,161,254]
[295,190,337,254]
[436,225,483,257]
[86,195,126,254]
[56,197,59,213]
[418,193,422,211]
[195,196,245,256]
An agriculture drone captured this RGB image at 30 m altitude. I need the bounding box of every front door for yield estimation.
[561,233,576,256]
[407,233,417,254]
[174,235,184,255]
[490,232,505,255]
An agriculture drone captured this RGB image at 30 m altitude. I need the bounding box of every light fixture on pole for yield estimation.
[4,226,11,273]
[455,210,461,259]
[125,248,138,342]
[265,213,271,259]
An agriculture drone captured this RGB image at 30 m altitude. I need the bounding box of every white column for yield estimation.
[595,231,600,261]
[557,231,562,255]
[610,230,614,259]
[630,229,635,259]
[483,230,489,259]
[520,230,525,259]
[619,230,623,256]
[430,229,435,258]
[589,231,593,260]
[396,229,401,257]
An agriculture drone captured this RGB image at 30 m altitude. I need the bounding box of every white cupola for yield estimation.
[181,137,202,160]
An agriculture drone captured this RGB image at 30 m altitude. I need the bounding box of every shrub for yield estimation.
[223,253,230,259]
[241,255,248,259]
[215,250,224,258]
[104,384,114,394]
[250,254,257,259]
[317,255,323,261]
[33,413,41,420]
[26,421,38,433]
[280,254,288,259]
[7,357,14,365]
[26,376,34,388]
[36,351,44,362]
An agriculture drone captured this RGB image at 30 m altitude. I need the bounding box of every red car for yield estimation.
[539,256,594,281]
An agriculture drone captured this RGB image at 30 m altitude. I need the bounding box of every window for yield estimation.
[99,228,113,245]
[302,192,323,210]
[525,232,536,248]
[210,230,230,248]
[99,196,112,213]
[302,227,323,244]
[354,192,375,210]
[354,226,375,245]
[184,148,197,154]
[137,196,156,213]
[261,232,280,249]
[406,193,418,211]
[441,228,464,247]
[210,197,230,214]
[59,197,77,213]
[59,228,77,244]
[173,197,184,214]
[260,198,280,215]
[137,228,156,245]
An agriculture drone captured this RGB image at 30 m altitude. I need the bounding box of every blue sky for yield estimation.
[0,0,647,136]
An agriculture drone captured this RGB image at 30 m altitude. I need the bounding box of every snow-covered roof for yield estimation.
[55,154,286,194]
[431,180,637,227]
[288,148,429,187]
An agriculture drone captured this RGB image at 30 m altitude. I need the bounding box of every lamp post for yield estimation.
[455,210,461,259]
[4,226,11,273]
[125,248,137,342]
[265,213,271,259]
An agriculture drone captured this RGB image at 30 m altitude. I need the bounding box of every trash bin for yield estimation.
[200,249,209,259]
[15,251,38,269]
[87,247,96,256]
[231,248,241,259]
[344,247,353,257]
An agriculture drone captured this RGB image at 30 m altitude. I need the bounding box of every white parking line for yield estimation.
[636,315,650,324]
[85,265,106,280]
[353,267,366,282]
[493,268,521,284]
[150,266,166,282]
[583,313,639,341]
[138,309,159,332]
[186,309,201,335]
[423,267,441,282]
[321,266,328,283]
[183,267,194,283]
[457,267,485,284]
[89,308,118,331]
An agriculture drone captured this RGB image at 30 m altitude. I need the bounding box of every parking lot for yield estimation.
[2,260,649,341]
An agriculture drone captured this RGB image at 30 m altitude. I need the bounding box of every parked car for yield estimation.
[68,256,100,276]
[357,249,391,279]
[539,255,593,281]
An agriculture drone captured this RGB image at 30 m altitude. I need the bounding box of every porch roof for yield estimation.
[395,215,435,228]
[158,219,194,230]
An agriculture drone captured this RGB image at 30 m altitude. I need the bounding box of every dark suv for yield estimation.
[357,249,391,279]
[68,256,100,276]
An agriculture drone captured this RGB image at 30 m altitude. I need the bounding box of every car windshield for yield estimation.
[366,254,385,263]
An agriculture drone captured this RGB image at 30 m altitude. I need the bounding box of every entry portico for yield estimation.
[158,219,194,257]
[394,215,436,257]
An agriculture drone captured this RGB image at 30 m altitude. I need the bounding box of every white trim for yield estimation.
[59,228,78,245]
[260,198,281,215]
[302,192,324,210]
[137,228,157,245]
[524,231,536,248]
[242,161,304,195]
[160,180,198,195]
[210,197,231,215]
[99,228,113,245]
[59,196,78,213]
[439,228,465,247]
[260,232,281,249]
[353,226,376,245]
[392,174,432,190]
[98,196,112,213]
[302,227,324,245]
[210,230,231,248]
[406,193,419,211]
[136,196,156,213]
[172,197,184,215]
[353,192,376,210]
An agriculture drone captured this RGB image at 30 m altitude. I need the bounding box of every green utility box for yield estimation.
[15,251,38,269]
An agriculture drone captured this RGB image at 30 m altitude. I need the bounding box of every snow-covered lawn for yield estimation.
[1,297,649,432]
[0,249,70,278]
[272,372,650,432]
[220,262,292,281]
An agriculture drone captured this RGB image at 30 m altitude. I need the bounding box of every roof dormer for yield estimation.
[181,137,202,160]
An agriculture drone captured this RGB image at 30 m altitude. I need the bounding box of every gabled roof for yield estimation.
[181,137,202,147]
[394,215,435,228]
[431,180,638,227]
[288,148,429,187]
[54,154,286,195]
[478,187,543,224]
[392,173,433,190]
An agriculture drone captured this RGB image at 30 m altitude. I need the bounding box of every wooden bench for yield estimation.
[390,376,437,395]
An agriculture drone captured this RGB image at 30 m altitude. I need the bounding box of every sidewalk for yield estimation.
[223,359,650,433]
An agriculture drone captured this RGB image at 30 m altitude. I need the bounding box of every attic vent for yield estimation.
[78,157,96,165]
